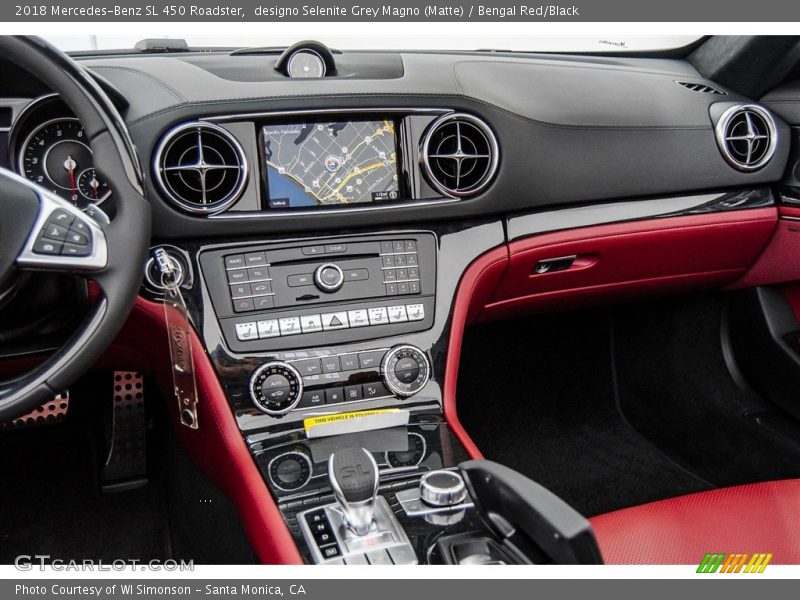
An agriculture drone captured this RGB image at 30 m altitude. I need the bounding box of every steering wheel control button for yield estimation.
[43,223,68,241]
[249,361,303,416]
[33,239,63,255]
[47,209,75,228]
[322,311,349,331]
[381,345,431,398]
[420,470,468,508]
[315,263,345,292]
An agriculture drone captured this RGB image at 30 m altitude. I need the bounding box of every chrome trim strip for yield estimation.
[204,106,449,123]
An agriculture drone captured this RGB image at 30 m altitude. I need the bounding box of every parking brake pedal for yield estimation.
[101,371,148,492]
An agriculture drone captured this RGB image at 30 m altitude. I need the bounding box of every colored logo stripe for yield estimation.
[697,553,773,573]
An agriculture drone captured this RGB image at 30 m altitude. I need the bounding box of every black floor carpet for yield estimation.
[458,294,800,518]
[0,423,169,563]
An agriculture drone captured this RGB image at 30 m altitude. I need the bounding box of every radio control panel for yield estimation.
[200,233,436,352]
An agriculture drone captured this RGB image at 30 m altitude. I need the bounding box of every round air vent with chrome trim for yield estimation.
[714,105,778,172]
[153,121,248,214]
[420,113,499,198]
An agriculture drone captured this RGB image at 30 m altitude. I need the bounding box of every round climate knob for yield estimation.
[249,361,303,416]
[314,263,344,292]
[381,345,431,398]
[420,470,467,507]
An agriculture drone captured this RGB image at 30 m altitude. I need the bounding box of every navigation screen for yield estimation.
[262,119,399,208]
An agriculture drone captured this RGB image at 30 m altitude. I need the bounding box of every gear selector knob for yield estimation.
[328,447,379,536]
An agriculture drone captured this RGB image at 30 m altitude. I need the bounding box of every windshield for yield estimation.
[44,35,701,53]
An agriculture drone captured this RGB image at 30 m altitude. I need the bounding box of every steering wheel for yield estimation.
[0,36,151,421]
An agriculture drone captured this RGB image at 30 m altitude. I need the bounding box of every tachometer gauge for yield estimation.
[18,117,110,208]
[77,168,111,204]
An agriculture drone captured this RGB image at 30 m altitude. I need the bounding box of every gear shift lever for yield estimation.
[328,447,379,536]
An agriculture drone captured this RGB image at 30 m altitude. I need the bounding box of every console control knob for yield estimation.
[381,345,431,398]
[268,449,313,492]
[420,470,468,508]
[314,263,344,292]
[249,361,303,416]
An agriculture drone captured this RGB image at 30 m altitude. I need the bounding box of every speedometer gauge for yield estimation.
[18,117,110,208]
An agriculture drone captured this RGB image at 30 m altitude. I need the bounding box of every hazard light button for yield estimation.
[321,311,349,331]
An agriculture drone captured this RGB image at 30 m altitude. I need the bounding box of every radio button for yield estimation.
[383,269,397,282]
[235,322,258,341]
[300,314,323,333]
[392,241,405,253]
[406,254,419,267]
[251,282,273,295]
[279,317,302,336]
[288,273,314,287]
[409,282,420,294]
[254,296,275,310]
[368,307,389,325]
[322,311,349,331]
[248,266,271,281]
[245,252,267,267]
[380,241,394,254]
[395,254,407,267]
[257,319,281,338]
[388,305,409,323]
[225,254,245,269]
[228,269,248,284]
[404,240,417,252]
[382,255,396,268]
[386,283,399,296]
[302,245,325,256]
[233,298,255,312]
[343,268,369,281]
[347,309,370,328]
[231,283,252,299]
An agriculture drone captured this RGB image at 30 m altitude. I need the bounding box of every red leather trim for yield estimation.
[590,479,800,565]
[113,298,303,565]
[443,245,509,460]
[482,209,777,321]
[779,205,800,219]
[732,218,800,288]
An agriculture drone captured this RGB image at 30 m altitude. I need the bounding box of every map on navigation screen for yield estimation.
[262,120,400,208]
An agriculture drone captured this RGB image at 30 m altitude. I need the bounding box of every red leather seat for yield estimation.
[589,479,800,564]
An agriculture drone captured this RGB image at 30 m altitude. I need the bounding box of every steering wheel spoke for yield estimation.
[6,168,108,276]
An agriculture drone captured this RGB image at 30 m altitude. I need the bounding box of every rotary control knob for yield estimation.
[381,345,431,398]
[420,470,468,508]
[314,263,344,292]
[249,361,303,416]
[268,449,313,492]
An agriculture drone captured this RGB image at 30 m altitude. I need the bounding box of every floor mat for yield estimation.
[458,309,711,517]
[0,425,169,563]
[613,295,800,488]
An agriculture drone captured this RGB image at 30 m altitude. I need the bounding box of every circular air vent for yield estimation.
[715,105,777,172]
[421,113,499,198]
[154,122,248,214]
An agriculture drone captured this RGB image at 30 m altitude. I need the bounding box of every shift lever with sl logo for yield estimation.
[328,447,379,536]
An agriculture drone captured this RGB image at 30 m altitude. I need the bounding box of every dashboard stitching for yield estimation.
[89,65,187,103]
[123,93,713,132]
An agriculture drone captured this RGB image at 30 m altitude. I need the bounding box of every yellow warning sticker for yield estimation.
[303,408,401,432]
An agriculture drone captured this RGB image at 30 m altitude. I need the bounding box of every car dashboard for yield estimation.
[2,42,800,565]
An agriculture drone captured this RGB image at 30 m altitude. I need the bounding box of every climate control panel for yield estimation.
[248,345,431,416]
